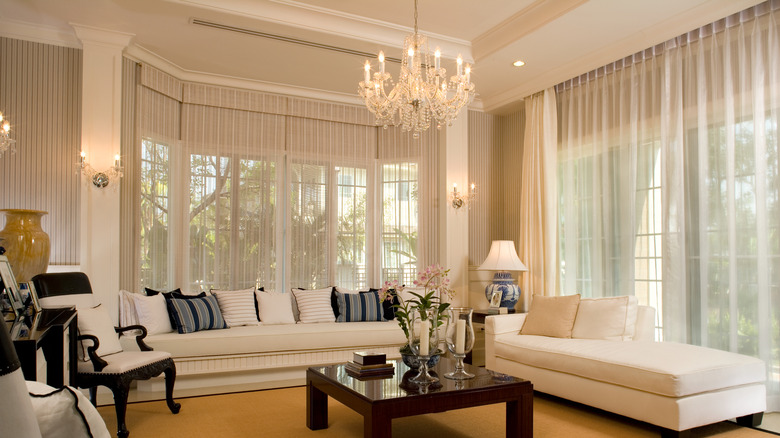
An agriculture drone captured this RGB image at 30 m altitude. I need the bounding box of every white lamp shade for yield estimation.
[478,240,528,272]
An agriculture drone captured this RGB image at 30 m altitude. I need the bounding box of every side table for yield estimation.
[466,308,516,366]
[9,307,78,387]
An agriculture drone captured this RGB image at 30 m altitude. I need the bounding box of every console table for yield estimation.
[9,307,77,387]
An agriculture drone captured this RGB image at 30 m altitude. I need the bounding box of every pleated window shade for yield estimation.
[124,63,441,294]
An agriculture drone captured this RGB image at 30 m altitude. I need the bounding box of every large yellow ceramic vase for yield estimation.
[0,209,50,283]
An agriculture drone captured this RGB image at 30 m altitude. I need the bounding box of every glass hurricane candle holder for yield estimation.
[444,307,475,379]
[407,308,440,384]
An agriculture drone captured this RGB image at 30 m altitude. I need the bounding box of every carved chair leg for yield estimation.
[164,364,181,414]
[111,383,131,438]
[88,387,98,406]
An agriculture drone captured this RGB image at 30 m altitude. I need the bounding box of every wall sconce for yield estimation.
[78,151,123,188]
[0,112,16,157]
[449,182,476,210]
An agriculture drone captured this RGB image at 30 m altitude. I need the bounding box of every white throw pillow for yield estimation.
[131,293,174,335]
[256,291,296,325]
[118,290,139,329]
[39,294,95,310]
[27,380,110,438]
[77,305,123,361]
[571,295,639,341]
[212,288,259,327]
[291,288,335,323]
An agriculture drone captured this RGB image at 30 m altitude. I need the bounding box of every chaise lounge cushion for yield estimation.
[492,334,766,397]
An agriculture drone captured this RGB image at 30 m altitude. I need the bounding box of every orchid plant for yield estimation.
[380,264,455,355]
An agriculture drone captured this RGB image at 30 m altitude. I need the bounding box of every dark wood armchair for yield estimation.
[32,272,180,438]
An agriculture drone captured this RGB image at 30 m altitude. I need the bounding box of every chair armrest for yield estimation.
[485,313,527,336]
[115,325,153,352]
[77,334,108,372]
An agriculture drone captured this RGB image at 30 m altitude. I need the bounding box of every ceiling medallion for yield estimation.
[358,0,475,138]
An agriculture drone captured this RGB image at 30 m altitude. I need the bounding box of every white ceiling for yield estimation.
[0,0,764,113]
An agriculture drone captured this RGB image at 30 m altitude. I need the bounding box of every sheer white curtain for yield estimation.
[558,1,780,410]
[520,88,558,308]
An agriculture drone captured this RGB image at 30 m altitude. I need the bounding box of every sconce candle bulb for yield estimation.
[76,150,124,188]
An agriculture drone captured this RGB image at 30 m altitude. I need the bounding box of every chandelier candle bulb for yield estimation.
[114,154,120,168]
[420,319,430,356]
[457,55,463,76]
[455,319,466,354]
[364,61,371,83]
[434,48,441,70]
[378,51,385,74]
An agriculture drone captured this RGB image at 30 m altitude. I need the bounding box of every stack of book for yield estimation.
[346,352,394,379]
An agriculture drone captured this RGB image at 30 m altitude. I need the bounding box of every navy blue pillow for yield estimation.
[371,288,399,320]
[166,294,228,334]
[335,290,384,322]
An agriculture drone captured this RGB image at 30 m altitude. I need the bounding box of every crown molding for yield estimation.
[0,18,80,48]
[70,24,135,49]
[124,43,365,106]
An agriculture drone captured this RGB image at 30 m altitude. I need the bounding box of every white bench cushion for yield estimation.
[493,334,765,397]
[120,321,406,358]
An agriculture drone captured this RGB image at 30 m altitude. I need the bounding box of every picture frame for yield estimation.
[489,290,502,308]
[0,255,24,318]
[21,281,42,313]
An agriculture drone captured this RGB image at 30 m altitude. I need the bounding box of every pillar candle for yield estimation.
[455,319,466,354]
[420,320,430,356]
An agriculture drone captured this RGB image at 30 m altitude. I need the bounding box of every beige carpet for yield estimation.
[97,387,769,438]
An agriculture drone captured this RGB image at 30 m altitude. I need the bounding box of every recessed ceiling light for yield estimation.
[513,60,525,67]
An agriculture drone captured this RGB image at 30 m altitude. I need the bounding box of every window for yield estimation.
[336,167,368,289]
[140,139,171,289]
[381,162,418,285]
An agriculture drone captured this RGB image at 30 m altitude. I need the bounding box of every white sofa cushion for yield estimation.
[77,305,123,361]
[26,381,110,438]
[120,322,406,358]
[256,291,296,325]
[493,334,766,397]
[129,292,175,335]
[572,296,638,341]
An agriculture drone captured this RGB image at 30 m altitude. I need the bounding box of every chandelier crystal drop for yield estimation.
[0,112,16,157]
[358,0,475,138]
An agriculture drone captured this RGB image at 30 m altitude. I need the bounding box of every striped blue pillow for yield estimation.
[167,294,228,334]
[335,291,384,322]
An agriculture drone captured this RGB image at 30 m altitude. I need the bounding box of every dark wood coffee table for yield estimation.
[306,358,533,438]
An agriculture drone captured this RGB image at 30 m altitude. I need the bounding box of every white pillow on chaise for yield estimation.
[571,295,639,341]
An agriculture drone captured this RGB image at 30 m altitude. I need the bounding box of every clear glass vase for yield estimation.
[444,307,475,379]
[407,308,440,384]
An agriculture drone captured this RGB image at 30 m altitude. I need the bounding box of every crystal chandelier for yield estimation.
[358,0,475,138]
[0,112,16,157]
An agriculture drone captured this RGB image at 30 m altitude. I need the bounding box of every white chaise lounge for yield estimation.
[485,295,766,437]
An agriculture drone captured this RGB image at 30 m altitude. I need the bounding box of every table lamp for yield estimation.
[478,240,528,308]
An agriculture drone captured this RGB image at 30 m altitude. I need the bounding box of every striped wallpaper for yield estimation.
[468,109,525,267]
[0,37,82,265]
